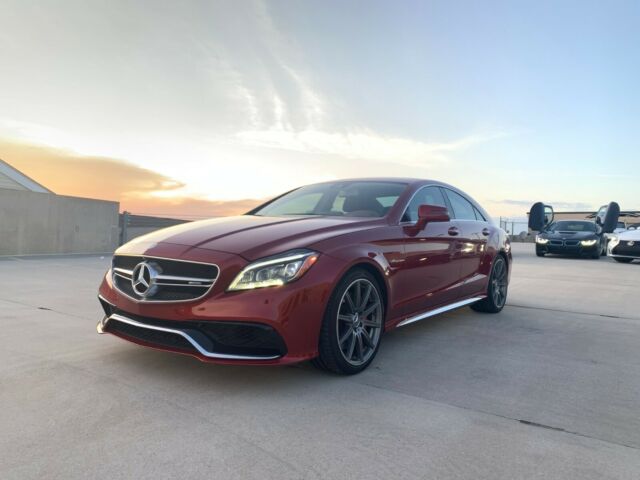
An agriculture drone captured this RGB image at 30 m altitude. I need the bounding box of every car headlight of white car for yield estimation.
[608,236,620,248]
[580,239,598,246]
[535,236,549,244]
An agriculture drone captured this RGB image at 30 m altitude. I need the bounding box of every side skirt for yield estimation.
[396,296,486,328]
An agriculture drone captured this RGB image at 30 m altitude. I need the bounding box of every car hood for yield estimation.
[542,230,598,240]
[617,229,640,240]
[118,215,383,260]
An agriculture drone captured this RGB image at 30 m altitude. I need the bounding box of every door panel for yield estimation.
[395,221,462,316]
[454,220,489,295]
[440,188,490,298]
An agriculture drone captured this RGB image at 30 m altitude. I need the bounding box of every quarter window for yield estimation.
[444,190,477,221]
[402,186,448,223]
[473,206,486,221]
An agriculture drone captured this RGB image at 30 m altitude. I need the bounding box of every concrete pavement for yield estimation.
[1,245,639,479]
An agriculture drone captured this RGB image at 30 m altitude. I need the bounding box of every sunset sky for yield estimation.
[1,0,638,218]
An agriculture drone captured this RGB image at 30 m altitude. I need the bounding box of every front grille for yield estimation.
[549,240,563,246]
[111,310,287,358]
[112,255,219,302]
[612,243,640,256]
[564,240,579,246]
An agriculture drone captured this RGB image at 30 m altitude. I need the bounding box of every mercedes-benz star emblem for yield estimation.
[131,262,158,297]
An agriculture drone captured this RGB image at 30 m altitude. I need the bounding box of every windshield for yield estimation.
[546,221,596,232]
[252,181,407,218]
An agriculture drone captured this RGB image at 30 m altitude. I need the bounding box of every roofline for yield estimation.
[0,158,54,193]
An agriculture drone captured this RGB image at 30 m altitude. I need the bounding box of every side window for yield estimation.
[402,186,447,223]
[473,206,486,222]
[444,189,477,221]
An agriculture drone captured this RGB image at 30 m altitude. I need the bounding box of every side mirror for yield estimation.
[528,202,554,231]
[416,204,450,230]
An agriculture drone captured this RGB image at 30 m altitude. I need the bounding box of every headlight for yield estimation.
[535,236,549,244]
[228,250,319,291]
[580,239,598,246]
[608,236,620,248]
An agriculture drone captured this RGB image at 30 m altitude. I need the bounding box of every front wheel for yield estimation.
[313,270,384,375]
[613,257,634,263]
[471,255,508,313]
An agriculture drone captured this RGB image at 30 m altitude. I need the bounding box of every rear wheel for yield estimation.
[613,257,633,263]
[313,270,384,375]
[471,256,508,313]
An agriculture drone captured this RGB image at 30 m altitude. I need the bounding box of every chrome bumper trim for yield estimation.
[397,296,486,328]
[98,313,281,361]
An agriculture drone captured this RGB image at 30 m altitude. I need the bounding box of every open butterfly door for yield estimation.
[595,202,621,234]
[528,202,554,231]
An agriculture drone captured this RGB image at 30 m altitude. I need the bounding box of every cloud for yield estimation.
[200,1,509,167]
[0,139,262,217]
[0,139,183,199]
[122,197,263,219]
[237,128,507,166]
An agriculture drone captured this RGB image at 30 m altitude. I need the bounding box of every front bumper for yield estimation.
[97,247,345,365]
[609,241,640,259]
[98,304,285,362]
[536,241,599,256]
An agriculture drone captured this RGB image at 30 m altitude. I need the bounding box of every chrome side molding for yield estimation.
[396,297,486,328]
[98,313,281,361]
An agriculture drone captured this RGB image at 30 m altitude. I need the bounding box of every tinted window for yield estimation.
[402,186,447,223]
[253,181,407,218]
[444,189,477,220]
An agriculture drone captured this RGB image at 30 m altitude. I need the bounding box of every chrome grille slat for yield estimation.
[112,255,219,303]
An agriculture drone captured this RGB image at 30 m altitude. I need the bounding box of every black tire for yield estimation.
[613,257,633,263]
[536,248,545,257]
[312,269,384,375]
[471,255,508,313]
[591,248,600,259]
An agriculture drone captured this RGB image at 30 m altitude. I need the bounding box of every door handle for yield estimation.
[482,228,490,236]
[448,226,459,236]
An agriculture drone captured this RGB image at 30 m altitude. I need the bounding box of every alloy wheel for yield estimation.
[336,279,382,366]
[491,258,508,308]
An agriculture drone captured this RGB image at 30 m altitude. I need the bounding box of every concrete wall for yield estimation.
[0,189,119,255]
[119,213,189,245]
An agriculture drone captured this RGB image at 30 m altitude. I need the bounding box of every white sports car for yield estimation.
[608,228,640,263]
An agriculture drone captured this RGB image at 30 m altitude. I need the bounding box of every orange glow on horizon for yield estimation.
[0,139,263,218]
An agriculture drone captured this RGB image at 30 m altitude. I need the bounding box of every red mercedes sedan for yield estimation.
[98,178,511,374]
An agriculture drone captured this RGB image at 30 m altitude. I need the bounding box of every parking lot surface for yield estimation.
[1,244,639,479]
